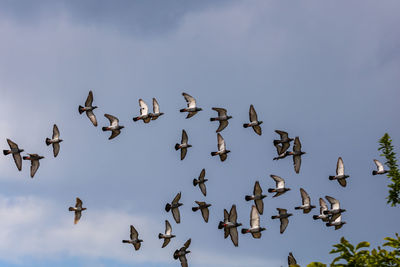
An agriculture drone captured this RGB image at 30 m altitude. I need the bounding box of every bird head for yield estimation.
[259,121,263,125]
[93,106,98,109]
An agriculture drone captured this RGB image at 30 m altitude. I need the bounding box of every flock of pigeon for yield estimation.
[2,91,389,267]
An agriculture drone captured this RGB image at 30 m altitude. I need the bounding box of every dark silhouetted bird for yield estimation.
[173,238,191,267]
[268,175,291,197]
[45,124,62,157]
[211,133,230,161]
[210,107,232,132]
[192,201,211,223]
[243,105,262,135]
[193,168,207,196]
[294,188,316,214]
[288,137,305,173]
[3,138,24,171]
[68,197,86,224]
[241,205,266,238]
[78,90,98,126]
[218,205,241,247]
[271,208,292,234]
[158,220,175,248]
[180,93,202,118]
[102,114,124,140]
[245,181,266,214]
[22,153,44,178]
[175,129,191,160]
[165,192,183,224]
[122,225,143,251]
[329,157,349,187]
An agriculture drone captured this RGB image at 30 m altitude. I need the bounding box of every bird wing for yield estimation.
[199,183,207,196]
[280,217,289,234]
[52,124,60,139]
[280,142,290,154]
[199,168,205,181]
[216,120,229,133]
[300,188,310,206]
[212,107,227,117]
[255,199,264,215]
[7,139,18,149]
[162,238,170,248]
[338,178,347,187]
[275,130,288,140]
[224,209,229,222]
[181,130,188,145]
[172,207,181,224]
[109,130,121,140]
[217,133,225,151]
[12,153,22,171]
[253,181,262,195]
[52,143,60,157]
[133,242,141,251]
[183,238,191,249]
[229,227,239,247]
[76,198,83,208]
[250,205,260,228]
[86,110,98,126]
[293,155,301,174]
[172,192,181,204]
[274,143,282,155]
[179,255,188,267]
[249,104,258,122]
[219,153,227,162]
[333,214,342,223]
[152,98,160,113]
[165,220,172,235]
[224,227,229,239]
[374,159,385,172]
[180,148,187,160]
[200,206,210,222]
[30,159,40,178]
[252,125,262,135]
[104,114,119,127]
[182,93,196,108]
[186,111,197,119]
[85,90,93,107]
[139,99,149,116]
[319,198,328,214]
[74,211,82,224]
[251,232,262,239]
[229,205,237,223]
[270,175,285,189]
[293,136,301,152]
[325,196,340,210]
[288,252,297,265]
[130,225,139,240]
[336,157,345,176]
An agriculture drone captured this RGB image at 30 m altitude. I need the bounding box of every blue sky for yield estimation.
[0,1,399,266]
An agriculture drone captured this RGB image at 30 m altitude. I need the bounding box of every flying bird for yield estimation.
[22,153,44,178]
[294,188,316,214]
[324,196,346,221]
[243,105,262,135]
[3,138,24,171]
[210,107,232,132]
[192,201,211,223]
[45,124,63,157]
[193,168,208,196]
[241,205,266,238]
[289,137,305,173]
[175,129,192,160]
[268,175,291,197]
[158,220,175,248]
[245,181,266,214]
[271,208,292,234]
[180,92,202,119]
[78,90,98,126]
[165,192,183,224]
[122,225,143,251]
[68,197,86,224]
[273,144,291,161]
[372,159,388,175]
[149,98,164,120]
[173,239,191,267]
[132,99,151,123]
[102,114,124,140]
[329,157,349,187]
[312,198,330,222]
[288,252,298,266]
[326,214,346,230]
[273,130,293,156]
[211,133,230,162]
[218,205,242,247]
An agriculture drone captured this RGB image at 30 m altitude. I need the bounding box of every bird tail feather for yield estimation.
[3,150,10,155]
[78,105,84,114]
[165,203,171,212]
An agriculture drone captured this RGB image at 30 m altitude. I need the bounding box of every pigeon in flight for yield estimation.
[211,133,230,162]
[193,168,208,196]
[241,205,266,238]
[3,139,24,171]
[180,93,202,119]
[268,175,291,197]
[22,153,44,178]
[210,107,232,132]
[288,252,298,266]
[271,208,292,234]
[68,197,86,224]
[102,114,124,140]
[329,157,349,187]
[122,225,143,251]
[273,144,291,161]
[132,99,151,123]
[218,205,242,247]
[192,201,211,223]
[149,98,164,120]
[289,137,305,174]
[175,129,192,160]
[45,124,63,157]
[158,220,175,248]
[324,195,346,222]
[372,159,388,175]
[326,214,346,230]
[165,192,183,224]
[312,198,330,222]
[294,188,316,214]
[245,181,266,214]
[173,239,191,267]
[79,90,98,126]
[243,105,262,135]
[273,130,293,156]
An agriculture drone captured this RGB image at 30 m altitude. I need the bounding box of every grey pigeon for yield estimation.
[211,133,230,162]
[271,208,292,234]
[324,195,346,222]
[268,175,291,197]
[175,129,191,160]
[158,220,175,248]
[3,138,24,171]
[180,92,202,119]
[245,181,266,214]
[288,137,305,173]
[241,205,266,238]
[192,201,211,223]
[78,90,98,126]
[102,114,124,140]
[193,168,208,196]
[165,192,183,224]
[22,153,44,178]
[294,188,316,214]
[326,214,346,230]
[173,239,191,267]
[210,107,232,132]
[243,105,262,135]
[122,225,143,251]
[329,157,349,187]
[273,130,293,157]
[372,159,388,175]
[45,124,63,157]
[218,205,242,247]
[149,98,164,120]
[312,198,329,222]
[68,197,86,224]
[132,99,151,123]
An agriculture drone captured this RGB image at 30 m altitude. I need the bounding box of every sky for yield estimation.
[0,0,400,266]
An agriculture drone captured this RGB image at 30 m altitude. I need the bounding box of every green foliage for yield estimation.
[308,234,400,266]
[378,133,400,206]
